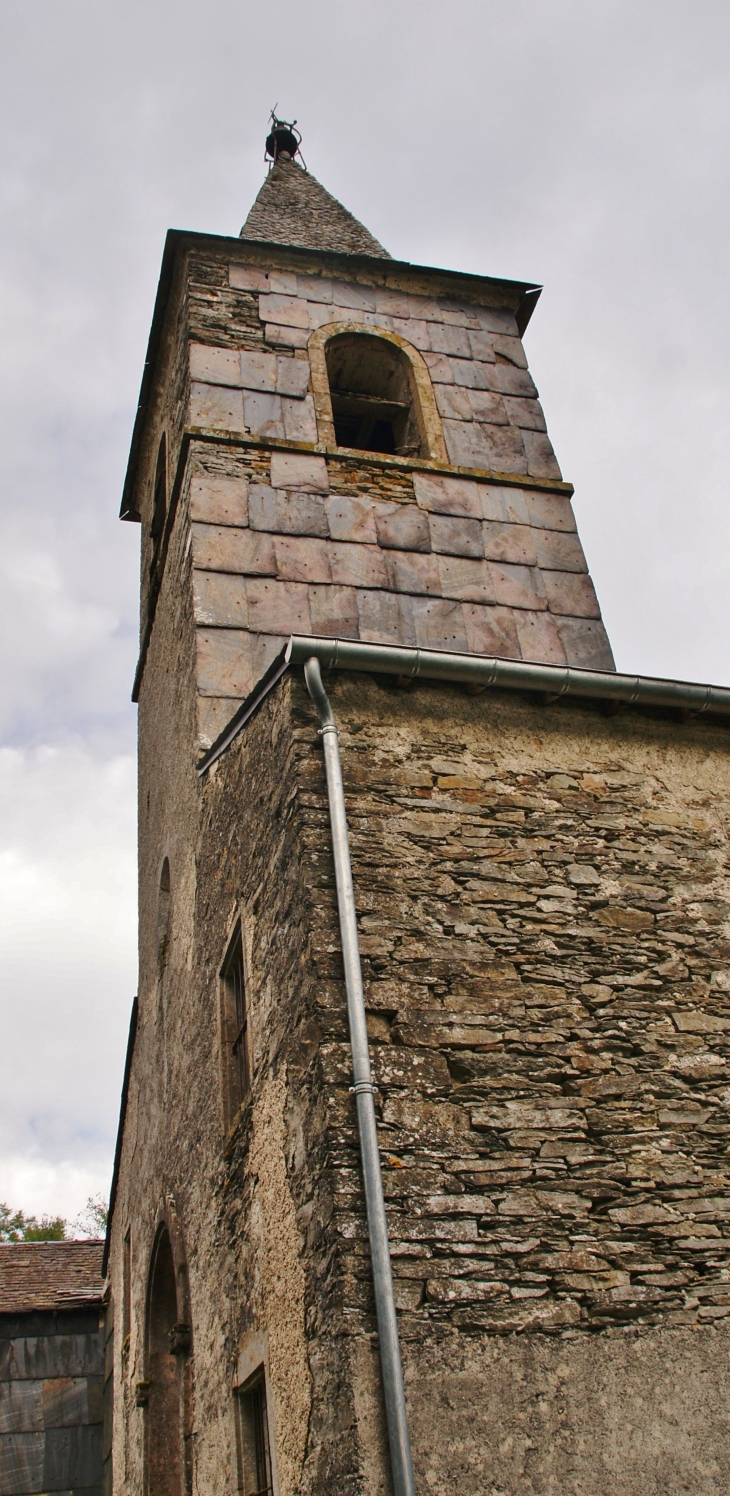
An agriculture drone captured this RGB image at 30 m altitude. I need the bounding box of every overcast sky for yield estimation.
[1,0,728,1224]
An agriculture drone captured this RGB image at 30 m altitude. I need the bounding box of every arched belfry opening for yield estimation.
[145,1226,189,1496]
[325,331,425,456]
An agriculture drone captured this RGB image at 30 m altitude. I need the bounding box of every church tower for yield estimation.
[105,120,730,1496]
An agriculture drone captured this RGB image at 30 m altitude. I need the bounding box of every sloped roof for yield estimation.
[240,158,391,258]
[0,1242,105,1314]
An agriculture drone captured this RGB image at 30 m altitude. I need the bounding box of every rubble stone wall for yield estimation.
[109,654,730,1496]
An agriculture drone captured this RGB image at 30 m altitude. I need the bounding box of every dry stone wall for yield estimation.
[293,675,730,1341]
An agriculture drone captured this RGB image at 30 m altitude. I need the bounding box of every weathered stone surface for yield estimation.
[428,323,472,358]
[249,486,328,537]
[514,608,568,663]
[282,394,318,442]
[467,389,510,424]
[189,382,245,431]
[308,584,359,638]
[533,529,588,572]
[467,329,496,361]
[189,476,249,528]
[228,263,269,292]
[556,617,616,669]
[270,452,329,492]
[356,589,416,645]
[526,491,577,532]
[276,357,311,398]
[191,524,276,575]
[243,390,284,439]
[524,429,563,479]
[462,602,521,656]
[245,578,312,635]
[190,343,241,386]
[384,550,441,597]
[481,520,537,566]
[296,274,333,304]
[427,514,484,558]
[329,542,388,589]
[193,570,249,627]
[273,536,332,584]
[264,322,309,349]
[437,556,495,603]
[490,562,547,610]
[504,395,547,431]
[324,494,377,544]
[374,502,431,553]
[258,292,310,329]
[413,473,482,519]
[196,627,253,696]
[434,384,472,422]
[412,598,469,651]
[238,349,277,391]
[544,571,601,618]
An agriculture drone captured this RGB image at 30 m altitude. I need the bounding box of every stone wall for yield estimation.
[109,655,730,1495]
[186,444,611,751]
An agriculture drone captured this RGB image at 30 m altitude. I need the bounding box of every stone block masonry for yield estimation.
[185,449,612,749]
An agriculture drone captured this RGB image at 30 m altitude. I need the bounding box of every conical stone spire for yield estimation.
[240,158,391,258]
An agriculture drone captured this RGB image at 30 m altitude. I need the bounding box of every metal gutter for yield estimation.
[197,635,730,776]
[303,657,416,1496]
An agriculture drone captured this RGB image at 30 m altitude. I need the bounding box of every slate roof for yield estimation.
[240,159,391,258]
[0,1242,105,1313]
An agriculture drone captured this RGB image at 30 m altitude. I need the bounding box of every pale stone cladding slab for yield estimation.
[107,652,730,1496]
[185,450,610,749]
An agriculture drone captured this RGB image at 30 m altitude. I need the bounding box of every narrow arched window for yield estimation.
[145,1228,185,1496]
[325,332,424,457]
[157,858,171,972]
[150,435,168,546]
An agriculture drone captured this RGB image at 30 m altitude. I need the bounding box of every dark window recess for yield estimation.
[236,1372,273,1496]
[325,332,424,456]
[222,925,249,1114]
[150,436,167,540]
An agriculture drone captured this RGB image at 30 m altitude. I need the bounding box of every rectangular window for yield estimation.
[235,1370,273,1496]
[221,922,249,1124]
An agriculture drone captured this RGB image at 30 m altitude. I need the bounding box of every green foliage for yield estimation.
[72,1194,109,1238]
[0,1202,67,1241]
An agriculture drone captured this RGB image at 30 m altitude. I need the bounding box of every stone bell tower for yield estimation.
[104,117,730,1496]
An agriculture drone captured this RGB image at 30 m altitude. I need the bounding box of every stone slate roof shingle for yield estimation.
[240,159,391,258]
[0,1241,105,1313]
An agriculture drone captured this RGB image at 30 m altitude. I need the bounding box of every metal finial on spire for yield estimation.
[265,108,306,169]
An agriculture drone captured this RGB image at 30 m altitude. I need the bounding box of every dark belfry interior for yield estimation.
[325,331,424,455]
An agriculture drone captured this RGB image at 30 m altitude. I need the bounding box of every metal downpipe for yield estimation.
[304,656,416,1496]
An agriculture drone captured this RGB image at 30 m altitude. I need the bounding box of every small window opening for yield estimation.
[157,858,171,972]
[325,332,423,457]
[235,1370,273,1496]
[221,923,249,1122]
[146,1228,184,1496]
[150,435,168,566]
[122,1228,132,1359]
